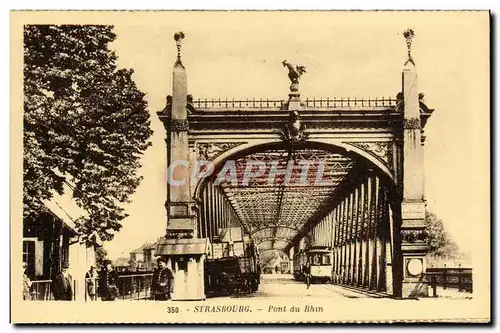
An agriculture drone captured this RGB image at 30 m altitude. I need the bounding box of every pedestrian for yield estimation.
[151,257,173,301]
[304,260,311,289]
[52,262,73,301]
[99,260,119,301]
[22,262,32,300]
[85,266,98,301]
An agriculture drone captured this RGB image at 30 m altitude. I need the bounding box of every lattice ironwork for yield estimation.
[213,147,359,253]
[192,97,397,111]
[192,98,286,110]
[303,97,396,109]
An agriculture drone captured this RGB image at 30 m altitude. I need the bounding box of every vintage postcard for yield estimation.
[10,10,490,323]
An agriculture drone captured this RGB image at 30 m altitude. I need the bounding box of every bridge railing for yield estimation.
[425,267,473,297]
[192,99,286,110]
[115,273,154,300]
[27,279,53,301]
[191,97,398,111]
[25,274,154,301]
[27,279,77,301]
[304,97,397,109]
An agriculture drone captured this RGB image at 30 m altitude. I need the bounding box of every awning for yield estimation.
[156,238,210,256]
[43,199,78,233]
[42,182,87,234]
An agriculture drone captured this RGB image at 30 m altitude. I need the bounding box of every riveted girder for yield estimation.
[197,147,369,253]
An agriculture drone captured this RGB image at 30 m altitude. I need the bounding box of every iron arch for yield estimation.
[193,139,395,202]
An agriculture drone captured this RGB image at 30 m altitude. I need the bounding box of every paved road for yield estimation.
[220,274,386,299]
[115,273,471,302]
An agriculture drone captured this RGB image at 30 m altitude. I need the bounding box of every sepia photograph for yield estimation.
[10,10,490,323]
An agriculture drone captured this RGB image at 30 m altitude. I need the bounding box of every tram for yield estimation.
[205,228,261,294]
[293,246,333,283]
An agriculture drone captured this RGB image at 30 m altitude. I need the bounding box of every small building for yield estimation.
[23,185,100,301]
[262,253,290,274]
[113,257,130,272]
[129,245,145,271]
[23,208,78,281]
[128,240,160,272]
[142,241,158,271]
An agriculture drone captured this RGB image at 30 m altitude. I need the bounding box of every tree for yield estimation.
[23,25,153,245]
[95,247,108,269]
[425,211,459,258]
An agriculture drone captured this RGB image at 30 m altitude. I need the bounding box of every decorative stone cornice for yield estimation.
[403,117,421,130]
[165,230,194,240]
[346,141,392,168]
[401,229,428,243]
[279,110,308,145]
[170,119,189,132]
[197,142,246,161]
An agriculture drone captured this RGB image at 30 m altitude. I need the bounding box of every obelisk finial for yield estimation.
[403,29,415,65]
[174,31,185,65]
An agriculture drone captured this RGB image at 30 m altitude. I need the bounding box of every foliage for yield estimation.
[425,211,460,258]
[95,247,108,269]
[23,25,153,245]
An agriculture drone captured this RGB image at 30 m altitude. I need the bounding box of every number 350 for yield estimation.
[167,307,180,313]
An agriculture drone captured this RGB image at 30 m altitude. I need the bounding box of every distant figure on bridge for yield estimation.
[99,260,119,301]
[152,257,174,301]
[304,261,311,289]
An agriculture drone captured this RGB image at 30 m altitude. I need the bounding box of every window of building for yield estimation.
[23,240,36,278]
[144,250,151,263]
[60,234,70,269]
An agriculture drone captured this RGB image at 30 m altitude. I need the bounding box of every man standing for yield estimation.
[52,262,73,301]
[151,257,173,301]
[99,260,119,301]
[22,262,32,300]
[304,260,311,289]
[85,266,97,301]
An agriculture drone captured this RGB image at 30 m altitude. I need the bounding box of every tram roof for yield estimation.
[307,247,332,253]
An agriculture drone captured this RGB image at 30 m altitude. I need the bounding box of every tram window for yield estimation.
[323,254,331,265]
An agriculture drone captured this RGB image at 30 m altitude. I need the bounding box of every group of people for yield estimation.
[23,257,174,301]
[84,258,174,301]
[50,261,118,301]
[84,260,119,301]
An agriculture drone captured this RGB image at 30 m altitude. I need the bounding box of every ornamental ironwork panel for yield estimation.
[197,142,246,161]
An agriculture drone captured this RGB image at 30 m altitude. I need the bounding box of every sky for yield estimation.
[99,11,489,260]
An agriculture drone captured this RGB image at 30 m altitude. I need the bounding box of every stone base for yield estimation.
[402,281,429,298]
[287,99,303,111]
[156,238,209,301]
[166,217,196,231]
[169,254,206,301]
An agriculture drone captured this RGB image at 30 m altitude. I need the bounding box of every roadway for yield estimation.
[222,273,387,299]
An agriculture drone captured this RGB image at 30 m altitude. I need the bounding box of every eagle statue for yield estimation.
[282,60,307,84]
